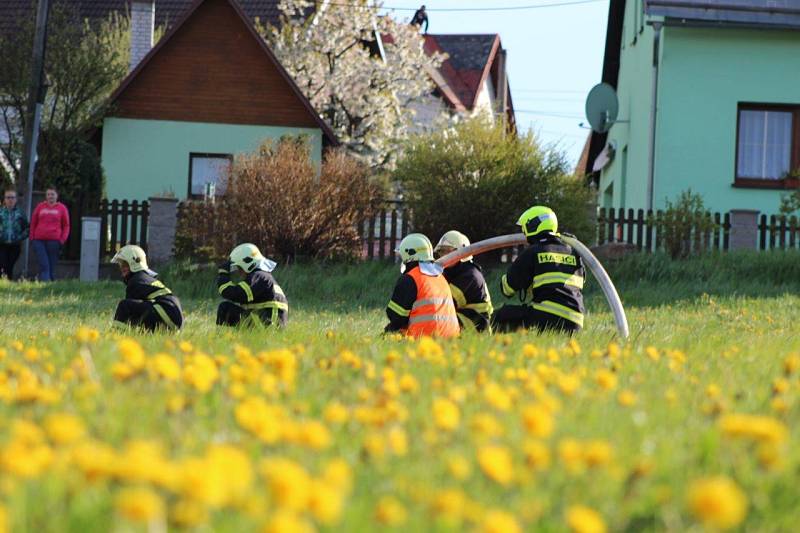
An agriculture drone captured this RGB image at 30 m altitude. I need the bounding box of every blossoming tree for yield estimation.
[261,0,445,168]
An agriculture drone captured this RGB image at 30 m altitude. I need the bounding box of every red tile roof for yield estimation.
[423,33,501,111]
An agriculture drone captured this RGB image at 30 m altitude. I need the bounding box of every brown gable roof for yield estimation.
[0,0,290,36]
[420,33,515,128]
[106,0,337,145]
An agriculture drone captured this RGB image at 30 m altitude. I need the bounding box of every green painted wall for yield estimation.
[656,27,800,213]
[101,118,323,201]
[600,11,800,215]
[599,0,656,210]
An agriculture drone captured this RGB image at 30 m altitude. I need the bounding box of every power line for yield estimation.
[514,89,587,94]
[516,109,584,119]
[373,0,608,12]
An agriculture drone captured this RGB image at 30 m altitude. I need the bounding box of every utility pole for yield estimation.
[18,0,51,278]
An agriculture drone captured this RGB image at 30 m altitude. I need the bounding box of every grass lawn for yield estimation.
[0,251,798,532]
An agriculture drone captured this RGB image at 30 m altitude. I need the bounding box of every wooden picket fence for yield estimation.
[758,214,800,250]
[361,200,410,260]
[596,207,731,252]
[99,199,149,260]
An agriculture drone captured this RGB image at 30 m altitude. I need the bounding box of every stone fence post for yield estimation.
[729,209,759,251]
[147,197,179,265]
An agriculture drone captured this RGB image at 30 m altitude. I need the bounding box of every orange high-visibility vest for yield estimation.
[406,265,460,338]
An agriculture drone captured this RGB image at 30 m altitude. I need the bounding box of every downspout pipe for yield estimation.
[647,22,662,211]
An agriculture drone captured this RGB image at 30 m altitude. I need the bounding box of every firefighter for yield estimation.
[385,233,459,338]
[492,206,585,334]
[216,243,288,328]
[434,230,493,332]
[111,245,184,331]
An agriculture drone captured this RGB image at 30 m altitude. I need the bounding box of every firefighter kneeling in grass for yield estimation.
[492,206,585,334]
[434,230,493,333]
[216,243,287,328]
[385,233,460,338]
[112,245,184,331]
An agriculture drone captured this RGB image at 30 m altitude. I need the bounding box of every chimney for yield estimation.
[130,1,155,71]
[495,47,508,125]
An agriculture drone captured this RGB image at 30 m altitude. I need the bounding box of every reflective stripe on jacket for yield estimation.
[406,265,460,338]
[500,233,585,327]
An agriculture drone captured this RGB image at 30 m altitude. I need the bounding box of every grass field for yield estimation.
[0,251,799,532]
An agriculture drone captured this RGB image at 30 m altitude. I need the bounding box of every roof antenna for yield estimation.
[410,5,428,34]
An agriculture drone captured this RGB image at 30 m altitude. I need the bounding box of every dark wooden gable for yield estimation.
[110,0,321,130]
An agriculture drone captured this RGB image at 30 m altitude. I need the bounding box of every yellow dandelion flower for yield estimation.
[477,445,514,486]
[431,488,466,525]
[687,476,747,530]
[375,496,407,526]
[171,499,209,527]
[521,404,554,438]
[261,458,312,511]
[322,459,353,494]
[558,438,584,473]
[308,479,344,525]
[522,439,551,471]
[584,440,613,468]
[323,402,349,424]
[718,413,788,444]
[479,509,521,533]
[557,373,581,396]
[150,353,180,381]
[262,510,314,533]
[117,338,146,370]
[566,505,607,533]
[433,397,460,431]
[43,413,86,446]
[447,454,472,481]
[470,413,504,438]
[115,487,165,523]
[617,390,637,407]
[388,426,408,456]
[594,369,618,391]
[783,354,800,375]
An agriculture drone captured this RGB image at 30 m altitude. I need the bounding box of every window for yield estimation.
[188,153,232,198]
[735,104,800,188]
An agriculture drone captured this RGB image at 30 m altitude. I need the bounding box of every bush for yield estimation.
[650,190,717,260]
[35,130,104,212]
[393,118,595,245]
[176,138,383,262]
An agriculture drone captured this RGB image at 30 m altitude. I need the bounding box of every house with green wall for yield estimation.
[98,0,337,202]
[586,0,800,214]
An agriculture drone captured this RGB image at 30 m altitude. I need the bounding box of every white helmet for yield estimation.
[434,230,472,262]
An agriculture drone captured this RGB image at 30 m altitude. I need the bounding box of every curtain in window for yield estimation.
[190,157,231,196]
[737,110,792,180]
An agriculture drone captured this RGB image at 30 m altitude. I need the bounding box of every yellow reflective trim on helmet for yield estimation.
[387,300,410,317]
[532,300,584,327]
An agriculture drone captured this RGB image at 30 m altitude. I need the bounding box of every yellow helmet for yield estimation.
[434,230,472,262]
[111,244,151,273]
[230,243,276,273]
[396,233,434,264]
[517,206,558,237]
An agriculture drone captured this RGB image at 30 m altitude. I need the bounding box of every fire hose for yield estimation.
[435,233,629,339]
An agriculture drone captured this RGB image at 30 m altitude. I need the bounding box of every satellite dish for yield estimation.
[585,83,619,133]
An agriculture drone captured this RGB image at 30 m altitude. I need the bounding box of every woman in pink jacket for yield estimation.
[30,186,70,281]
